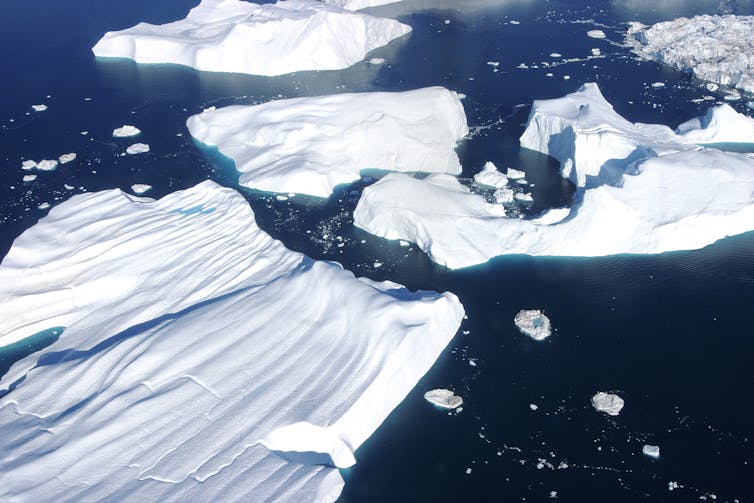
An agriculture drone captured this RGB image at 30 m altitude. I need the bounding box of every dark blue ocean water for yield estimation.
[1,0,754,501]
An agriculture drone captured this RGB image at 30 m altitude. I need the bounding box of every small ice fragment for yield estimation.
[203,106,216,112]
[668,481,679,491]
[748,101,754,110]
[23,175,37,182]
[32,104,47,112]
[368,57,385,65]
[546,73,554,77]
[465,468,472,474]
[275,195,289,201]
[457,93,466,100]
[724,91,741,101]
[21,160,37,170]
[81,131,88,135]
[591,392,624,416]
[515,192,533,203]
[113,125,141,137]
[58,153,76,164]
[126,143,150,155]
[642,444,660,458]
[591,48,601,56]
[468,359,477,367]
[487,61,500,67]
[424,389,463,409]
[474,161,509,188]
[444,19,450,25]
[557,461,569,469]
[64,184,75,190]
[37,159,59,171]
[530,403,539,411]
[506,167,526,179]
[563,75,571,80]
[706,83,719,92]
[514,309,552,341]
[399,240,410,247]
[510,20,520,25]
[130,184,152,195]
[38,202,50,210]
[550,52,562,58]
[373,261,382,268]
[651,82,665,88]
[550,491,558,499]
[587,30,606,39]
[494,187,514,204]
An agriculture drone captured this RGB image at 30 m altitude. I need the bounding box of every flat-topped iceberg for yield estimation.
[353,84,754,268]
[424,389,463,409]
[627,15,754,93]
[592,392,625,416]
[0,181,463,502]
[514,310,552,341]
[92,0,411,76]
[187,87,468,197]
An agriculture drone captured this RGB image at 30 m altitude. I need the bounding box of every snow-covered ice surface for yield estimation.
[113,125,141,138]
[354,83,754,268]
[642,444,661,458]
[92,0,411,76]
[514,309,552,341]
[126,142,150,155]
[592,392,625,416]
[323,0,401,10]
[424,389,463,409]
[627,15,754,93]
[187,87,468,197]
[0,181,464,502]
[130,183,153,195]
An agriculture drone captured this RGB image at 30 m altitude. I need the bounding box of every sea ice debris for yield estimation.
[21,160,37,170]
[32,104,47,112]
[424,389,463,409]
[22,175,37,182]
[591,392,624,416]
[130,184,153,195]
[642,444,660,458]
[514,310,552,341]
[36,159,58,171]
[587,30,606,39]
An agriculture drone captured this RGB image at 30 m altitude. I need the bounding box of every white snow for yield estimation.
[21,160,36,170]
[92,0,411,76]
[130,183,153,195]
[514,310,552,341]
[126,143,150,155]
[36,159,59,171]
[187,87,468,197]
[474,161,509,188]
[322,0,401,10]
[587,29,606,39]
[424,389,463,409]
[0,181,463,502]
[354,83,754,268]
[58,153,76,164]
[628,15,754,93]
[113,125,141,137]
[642,444,661,458]
[591,392,624,416]
[31,104,47,112]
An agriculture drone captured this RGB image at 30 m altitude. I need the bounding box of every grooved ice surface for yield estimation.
[628,15,754,93]
[354,84,754,268]
[187,87,468,197]
[92,0,411,76]
[0,181,463,502]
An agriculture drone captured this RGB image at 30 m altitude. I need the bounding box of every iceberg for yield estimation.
[130,183,153,195]
[473,161,509,189]
[187,87,468,197]
[126,143,150,155]
[514,309,552,341]
[353,84,754,269]
[587,29,606,39]
[113,125,141,138]
[31,104,47,112]
[36,159,59,171]
[58,153,77,164]
[92,0,411,76]
[627,15,754,93]
[642,444,661,458]
[21,160,36,170]
[424,389,463,409]
[0,181,463,502]
[591,392,624,416]
[22,175,37,182]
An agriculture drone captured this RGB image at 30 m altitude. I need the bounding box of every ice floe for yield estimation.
[92,0,411,76]
[113,125,141,137]
[130,183,153,195]
[424,389,463,409]
[36,159,58,171]
[0,181,463,502]
[22,175,37,182]
[628,15,754,93]
[126,143,150,155]
[514,309,552,341]
[587,29,606,39]
[31,104,47,112]
[591,392,624,416]
[642,444,661,458]
[21,160,36,170]
[187,87,468,197]
[353,83,754,268]
[58,153,76,164]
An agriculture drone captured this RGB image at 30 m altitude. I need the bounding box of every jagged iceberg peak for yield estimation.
[626,14,754,93]
[92,0,411,76]
[187,87,468,197]
[0,181,463,502]
[353,85,754,268]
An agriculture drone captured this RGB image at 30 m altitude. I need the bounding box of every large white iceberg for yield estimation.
[187,87,468,197]
[0,181,463,502]
[627,15,754,93]
[353,84,754,268]
[92,0,411,76]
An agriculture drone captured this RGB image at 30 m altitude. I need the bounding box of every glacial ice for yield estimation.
[642,444,661,458]
[424,389,463,409]
[0,181,464,502]
[628,15,754,93]
[187,87,468,197]
[126,143,150,155]
[92,0,411,76]
[591,392,624,416]
[514,310,552,341]
[353,83,754,269]
[113,125,141,137]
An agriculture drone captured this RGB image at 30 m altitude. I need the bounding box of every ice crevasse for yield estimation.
[0,181,463,502]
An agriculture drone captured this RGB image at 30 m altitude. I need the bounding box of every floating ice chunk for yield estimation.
[0,181,463,502]
[668,481,679,491]
[514,310,551,341]
[591,48,601,56]
[510,20,520,25]
[93,0,411,76]
[31,104,47,112]
[126,143,150,155]
[424,389,463,409]
[323,0,401,9]
[587,29,606,39]
[493,187,515,204]
[187,87,467,197]
[22,175,37,182]
[36,159,58,171]
[487,61,500,67]
[113,125,141,137]
[550,52,562,58]
[130,183,153,195]
[514,192,533,203]
[627,15,754,93]
[591,392,624,416]
[506,167,526,179]
[37,202,50,210]
[368,57,385,65]
[58,153,76,164]
[474,161,509,188]
[530,403,539,411]
[651,82,665,88]
[642,444,660,458]
[724,91,741,101]
[21,160,36,170]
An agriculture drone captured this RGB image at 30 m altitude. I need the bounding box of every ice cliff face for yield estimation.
[0,181,463,502]
[92,0,411,76]
[187,87,468,197]
[353,84,754,268]
[627,14,754,93]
